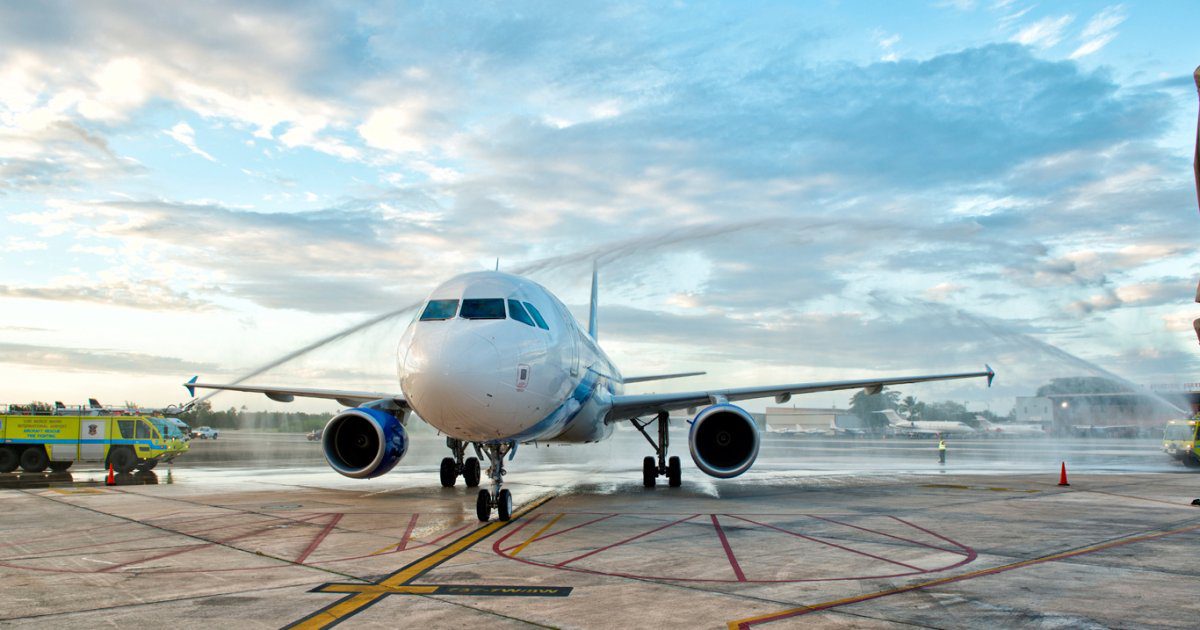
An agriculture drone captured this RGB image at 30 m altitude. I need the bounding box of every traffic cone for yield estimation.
[1057,461,1069,487]
[105,463,115,486]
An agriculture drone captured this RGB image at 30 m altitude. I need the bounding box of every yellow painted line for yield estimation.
[510,513,563,557]
[286,493,556,630]
[367,541,402,556]
[318,584,438,595]
[725,521,1200,629]
[288,593,386,630]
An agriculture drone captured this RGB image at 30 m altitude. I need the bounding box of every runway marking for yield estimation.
[555,513,700,567]
[495,512,975,583]
[510,513,563,557]
[285,494,567,630]
[498,512,616,552]
[725,520,1200,628]
[805,514,967,556]
[711,515,746,582]
[727,515,924,573]
[295,513,344,564]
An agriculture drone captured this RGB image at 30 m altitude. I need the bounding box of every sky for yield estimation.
[1,0,1198,415]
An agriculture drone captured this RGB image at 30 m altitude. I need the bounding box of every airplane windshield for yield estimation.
[460,298,506,320]
[508,299,535,327]
[523,302,549,330]
[420,299,459,321]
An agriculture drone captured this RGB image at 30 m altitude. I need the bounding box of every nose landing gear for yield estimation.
[440,437,482,488]
[632,411,682,488]
[475,442,513,522]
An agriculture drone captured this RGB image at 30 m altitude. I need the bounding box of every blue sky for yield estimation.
[1,1,1198,413]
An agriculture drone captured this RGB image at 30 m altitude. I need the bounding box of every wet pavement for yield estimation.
[1,433,1198,628]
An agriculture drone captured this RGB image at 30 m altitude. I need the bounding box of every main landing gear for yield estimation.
[440,437,481,488]
[475,442,513,522]
[632,411,681,488]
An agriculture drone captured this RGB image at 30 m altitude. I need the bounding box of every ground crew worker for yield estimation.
[938,438,946,464]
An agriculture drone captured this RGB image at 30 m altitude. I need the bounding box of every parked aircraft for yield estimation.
[975,416,1046,437]
[877,409,978,438]
[187,267,993,521]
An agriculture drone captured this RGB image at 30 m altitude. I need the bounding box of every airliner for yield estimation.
[975,416,1047,437]
[187,267,994,521]
[877,409,978,438]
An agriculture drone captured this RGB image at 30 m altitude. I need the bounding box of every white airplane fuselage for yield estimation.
[397,271,621,444]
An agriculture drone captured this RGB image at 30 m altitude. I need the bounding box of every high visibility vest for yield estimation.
[938,441,946,450]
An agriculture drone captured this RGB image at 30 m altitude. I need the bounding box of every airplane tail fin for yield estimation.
[588,260,599,340]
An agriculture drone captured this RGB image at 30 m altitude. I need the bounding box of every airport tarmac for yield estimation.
[1,433,1198,628]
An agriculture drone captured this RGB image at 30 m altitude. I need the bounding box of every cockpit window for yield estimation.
[460,298,506,320]
[508,299,535,327]
[420,299,459,321]
[523,302,550,330]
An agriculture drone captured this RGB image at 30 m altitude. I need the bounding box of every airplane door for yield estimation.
[554,301,580,377]
[79,418,106,461]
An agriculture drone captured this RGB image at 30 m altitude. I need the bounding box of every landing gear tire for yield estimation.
[642,456,657,488]
[463,457,481,487]
[476,489,492,522]
[667,456,681,487]
[1183,454,1200,468]
[497,489,513,521]
[0,447,18,473]
[440,457,458,487]
[49,461,73,472]
[19,447,49,473]
[108,447,137,474]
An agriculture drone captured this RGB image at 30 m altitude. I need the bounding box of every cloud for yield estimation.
[164,121,216,161]
[1070,6,1126,59]
[0,342,217,375]
[1068,277,1193,315]
[1011,15,1074,49]
[0,280,214,311]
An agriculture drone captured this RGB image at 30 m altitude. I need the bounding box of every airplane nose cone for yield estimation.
[402,328,505,436]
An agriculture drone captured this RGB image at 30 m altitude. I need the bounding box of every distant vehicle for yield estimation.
[192,426,219,440]
[1162,419,1199,467]
[0,406,188,473]
[877,409,977,438]
[975,416,1046,437]
[306,428,323,442]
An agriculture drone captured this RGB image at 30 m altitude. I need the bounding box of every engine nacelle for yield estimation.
[688,404,760,478]
[322,407,408,479]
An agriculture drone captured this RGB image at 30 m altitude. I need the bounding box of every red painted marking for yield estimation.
[295,513,344,564]
[712,515,746,582]
[499,513,617,552]
[556,514,699,567]
[99,543,210,572]
[806,514,967,556]
[886,515,974,552]
[396,514,419,552]
[735,522,1200,627]
[490,514,539,555]
[727,515,925,572]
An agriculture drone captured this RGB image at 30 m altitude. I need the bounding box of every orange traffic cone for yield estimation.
[105,463,115,486]
[1057,461,1069,487]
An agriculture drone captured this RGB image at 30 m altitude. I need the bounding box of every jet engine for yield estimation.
[321,407,408,479]
[687,404,760,478]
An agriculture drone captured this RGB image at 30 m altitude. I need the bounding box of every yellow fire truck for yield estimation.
[0,406,188,474]
[1162,419,1199,468]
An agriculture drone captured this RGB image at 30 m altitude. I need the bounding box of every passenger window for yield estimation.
[420,299,459,321]
[136,421,151,439]
[460,298,506,319]
[117,420,134,439]
[508,300,535,327]
[523,302,550,330]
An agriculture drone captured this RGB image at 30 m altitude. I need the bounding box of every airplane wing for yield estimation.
[606,366,993,422]
[623,371,706,384]
[185,377,407,409]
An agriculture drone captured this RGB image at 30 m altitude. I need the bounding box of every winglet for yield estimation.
[588,260,599,341]
[186,375,198,397]
[985,364,995,388]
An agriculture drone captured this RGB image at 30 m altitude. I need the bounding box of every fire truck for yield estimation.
[0,403,189,473]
